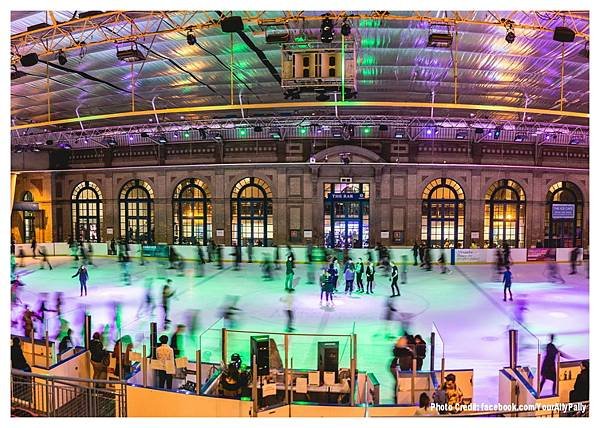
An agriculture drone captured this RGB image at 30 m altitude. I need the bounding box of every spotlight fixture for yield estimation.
[424,126,438,137]
[427,32,453,48]
[45,139,54,146]
[14,145,24,153]
[57,50,67,65]
[31,146,41,152]
[569,137,582,145]
[341,18,351,37]
[186,31,197,46]
[514,134,526,142]
[20,53,39,67]
[116,42,146,62]
[501,19,516,44]
[456,130,469,140]
[59,142,72,150]
[212,133,223,142]
[270,128,282,140]
[104,138,118,147]
[141,132,150,138]
[11,66,26,80]
[493,128,501,140]
[253,126,263,133]
[379,125,388,131]
[474,128,484,135]
[394,129,406,139]
[158,134,168,144]
[332,127,343,138]
[320,15,334,43]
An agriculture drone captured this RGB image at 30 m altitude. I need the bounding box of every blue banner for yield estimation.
[552,204,575,219]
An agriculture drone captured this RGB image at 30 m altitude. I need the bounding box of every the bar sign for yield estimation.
[327,192,365,200]
[552,204,575,219]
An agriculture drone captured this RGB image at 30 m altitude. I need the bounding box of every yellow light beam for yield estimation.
[10,101,588,131]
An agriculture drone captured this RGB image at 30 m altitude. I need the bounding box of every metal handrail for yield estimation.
[11,369,127,386]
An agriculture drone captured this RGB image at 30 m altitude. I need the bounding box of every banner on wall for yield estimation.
[455,249,484,263]
[527,248,556,261]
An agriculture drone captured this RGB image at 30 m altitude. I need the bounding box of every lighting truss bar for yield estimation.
[11,115,588,150]
[9,101,589,133]
[11,11,589,63]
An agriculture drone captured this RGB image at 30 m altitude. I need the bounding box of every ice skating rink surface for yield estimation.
[11,255,588,404]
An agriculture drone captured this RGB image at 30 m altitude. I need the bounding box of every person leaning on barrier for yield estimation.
[570,360,589,403]
[220,356,249,399]
[434,373,463,413]
[89,332,109,388]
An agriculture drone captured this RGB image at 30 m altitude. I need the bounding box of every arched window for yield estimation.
[119,179,154,243]
[484,180,526,248]
[71,181,103,242]
[421,178,465,248]
[173,178,212,245]
[545,181,584,248]
[231,177,273,246]
[22,191,35,243]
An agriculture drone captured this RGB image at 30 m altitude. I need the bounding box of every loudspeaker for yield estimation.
[318,341,339,382]
[221,16,244,33]
[20,53,39,67]
[553,27,575,43]
[251,335,270,376]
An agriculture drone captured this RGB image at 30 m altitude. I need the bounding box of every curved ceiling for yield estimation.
[11,10,589,130]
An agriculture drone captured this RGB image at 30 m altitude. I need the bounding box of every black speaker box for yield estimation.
[20,53,39,67]
[251,335,270,376]
[318,341,339,383]
[553,27,575,43]
[221,16,244,33]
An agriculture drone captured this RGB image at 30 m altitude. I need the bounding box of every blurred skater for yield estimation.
[162,279,176,328]
[400,255,408,284]
[72,265,89,296]
[389,261,400,297]
[281,288,295,332]
[284,255,295,290]
[38,246,53,270]
[569,247,580,275]
[540,334,571,395]
[365,261,375,294]
[137,277,156,318]
[502,266,513,302]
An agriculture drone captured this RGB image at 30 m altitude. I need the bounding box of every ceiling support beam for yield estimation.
[10,100,589,131]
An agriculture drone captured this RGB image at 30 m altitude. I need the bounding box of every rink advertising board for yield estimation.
[527,248,556,261]
[455,249,486,263]
[552,204,575,219]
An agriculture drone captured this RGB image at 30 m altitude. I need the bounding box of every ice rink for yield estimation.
[11,252,589,404]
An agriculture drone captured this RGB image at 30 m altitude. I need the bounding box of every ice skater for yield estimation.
[137,277,156,318]
[281,288,295,332]
[540,334,572,395]
[438,251,447,274]
[18,248,25,267]
[247,240,253,263]
[319,268,330,305]
[285,255,295,290]
[344,259,355,295]
[31,237,37,259]
[38,246,53,270]
[262,254,273,280]
[569,247,581,275]
[287,245,295,268]
[86,241,95,266]
[22,304,41,339]
[545,257,565,284]
[162,279,176,328]
[306,241,315,284]
[412,242,419,266]
[365,260,375,294]
[72,265,89,296]
[400,255,408,284]
[389,261,400,297]
[196,244,206,277]
[273,244,280,270]
[233,244,242,271]
[383,297,398,338]
[121,256,132,285]
[216,244,224,269]
[221,296,241,329]
[502,266,513,302]
[355,258,364,292]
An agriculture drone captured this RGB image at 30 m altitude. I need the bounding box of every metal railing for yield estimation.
[11,369,127,417]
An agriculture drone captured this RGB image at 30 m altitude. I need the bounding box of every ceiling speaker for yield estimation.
[553,27,576,43]
[20,53,39,67]
[221,16,244,33]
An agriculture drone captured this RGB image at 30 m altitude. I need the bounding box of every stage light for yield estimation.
[569,137,581,145]
[270,129,282,140]
[456,130,469,140]
[427,33,453,48]
[299,127,309,136]
[129,135,134,141]
[238,128,248,137]
[341,18,351,37]
[14,145,24,153]
[141,132,150,138]
[158,134,168,144]
[362,127,372,135]
[212,133,223,142]
[183,130,191,139]
[186,31,197,46]
[394,129,406,139]
[320,16,334,43]
[45,139,54,146]
[59,142,72,150]
[493,128,501,140]
[57,50,67,65]
[514,134,526,142]
[116,42,146,62]
[253,126,263,133]
[474,128,484,135]
[104,138,118,147]
[379,125,388,131]
[424,126,438,137]
[502,19,516,44]
[31,146,40,152]
[20,53,39,67]
[332,127,343,138]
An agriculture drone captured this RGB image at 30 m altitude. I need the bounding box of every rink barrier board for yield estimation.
[13,244,584,264]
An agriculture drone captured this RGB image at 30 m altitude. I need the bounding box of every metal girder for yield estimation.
[11,113,589,150]
[11,10,589,62]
